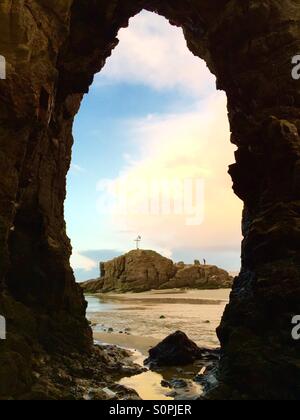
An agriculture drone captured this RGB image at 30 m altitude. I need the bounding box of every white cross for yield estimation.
[134,236,142,250]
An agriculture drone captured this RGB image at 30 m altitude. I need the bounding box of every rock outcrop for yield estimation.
[0,0,300,400]
[144,331,220,367]
[17,344,143,400]
[81,250,233,293]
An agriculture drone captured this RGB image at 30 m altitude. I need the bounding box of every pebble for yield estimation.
[103,387,117,399]
[161,380,171,388]
[166,391,178,398]
[170,379,188,389]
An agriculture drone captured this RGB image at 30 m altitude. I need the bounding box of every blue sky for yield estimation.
[65,11,243,281]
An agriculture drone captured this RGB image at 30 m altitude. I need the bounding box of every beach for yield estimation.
[87,288,230,353]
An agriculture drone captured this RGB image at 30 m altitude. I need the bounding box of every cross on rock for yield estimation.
[134,236,142,250]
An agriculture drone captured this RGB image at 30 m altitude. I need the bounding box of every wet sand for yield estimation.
[95,288,229,305]
[87,288,230,349]
[94,332,158,355]
[87,289,229,400]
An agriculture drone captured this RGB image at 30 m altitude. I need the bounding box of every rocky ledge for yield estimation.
[1,343,144,401]
[81,250,233,294]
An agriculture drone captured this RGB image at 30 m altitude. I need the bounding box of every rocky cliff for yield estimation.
[81,250,233,293]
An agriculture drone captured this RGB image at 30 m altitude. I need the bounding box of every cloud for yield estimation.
[74,268,99,283]
[70,164,86,173]
[96,10,215,96]
[172,247,241,272]
[72,249,124,281]
[95,91,243,267]
[71,251,97,272]
[80,249,122,262]
[69,11,243,273]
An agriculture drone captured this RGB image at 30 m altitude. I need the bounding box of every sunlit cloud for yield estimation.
[96,10,215,96]
[96,92,243,267]
[68,10,243,278]
[71,164,86,173]
[71,251,97,272]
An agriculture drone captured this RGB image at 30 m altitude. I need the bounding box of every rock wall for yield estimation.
[0,0,300,399]
[81,250,233,293]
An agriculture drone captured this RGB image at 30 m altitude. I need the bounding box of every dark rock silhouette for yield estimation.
[145,331,219,367]
[145,331,203,366]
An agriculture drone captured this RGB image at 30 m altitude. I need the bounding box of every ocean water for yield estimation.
[86,295,118,313]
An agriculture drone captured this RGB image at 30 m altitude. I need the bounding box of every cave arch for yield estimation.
[0,0,300,400]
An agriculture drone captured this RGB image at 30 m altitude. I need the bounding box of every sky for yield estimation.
[65,10,243,282]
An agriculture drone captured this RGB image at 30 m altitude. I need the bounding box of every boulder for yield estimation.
[144,331,204,367]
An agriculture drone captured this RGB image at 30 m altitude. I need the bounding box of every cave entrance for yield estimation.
[66,10,242,355]
[1,0,298,401]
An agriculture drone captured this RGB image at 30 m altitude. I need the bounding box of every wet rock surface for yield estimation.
[7,344,142,401]
[144,331,220,368]
[140,331,221,400]
[81,250,233,293]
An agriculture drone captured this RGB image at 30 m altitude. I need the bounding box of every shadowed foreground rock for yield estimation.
[144,331,220,367]
[0,340,143,400]
[81,250,233,293]
[26,345,144,400]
